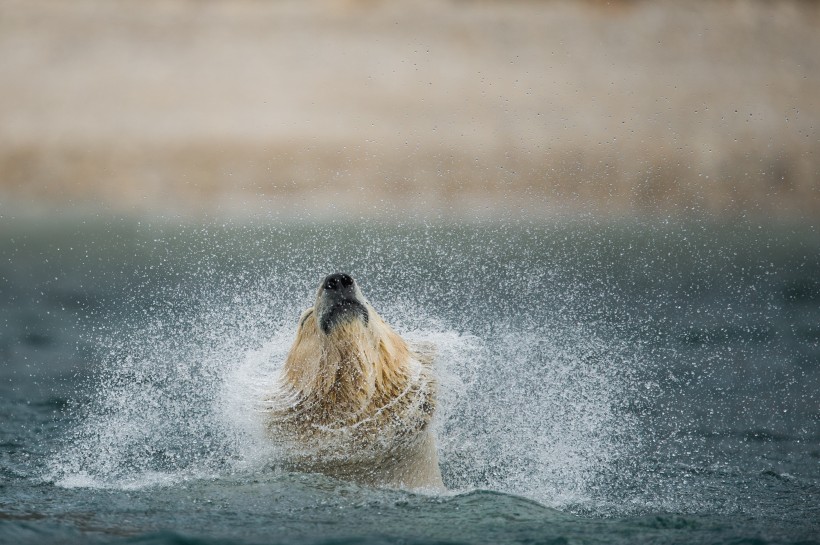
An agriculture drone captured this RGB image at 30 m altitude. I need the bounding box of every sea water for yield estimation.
[1,215,818,544]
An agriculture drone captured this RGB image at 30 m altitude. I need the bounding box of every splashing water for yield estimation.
[437,327,643,509]
[47,268,647,514]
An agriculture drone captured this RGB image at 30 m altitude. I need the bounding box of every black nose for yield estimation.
[323,273,355,291]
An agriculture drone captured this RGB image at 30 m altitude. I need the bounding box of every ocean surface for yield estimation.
[0,214,818,544]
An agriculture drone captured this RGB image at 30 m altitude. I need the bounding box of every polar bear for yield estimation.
[266,273,443,490]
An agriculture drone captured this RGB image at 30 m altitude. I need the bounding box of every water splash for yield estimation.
[438,327,645,510]
[47,275,647,516]
[47,282,292,489]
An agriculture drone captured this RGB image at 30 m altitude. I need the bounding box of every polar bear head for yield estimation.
[281,273,412,416]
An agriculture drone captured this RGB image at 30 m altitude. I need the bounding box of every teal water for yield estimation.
[1,215,818,544]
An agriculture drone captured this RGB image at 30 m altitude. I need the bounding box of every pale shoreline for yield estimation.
[1,0,818,218]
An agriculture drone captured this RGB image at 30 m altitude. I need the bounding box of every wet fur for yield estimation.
[266,292,442,489]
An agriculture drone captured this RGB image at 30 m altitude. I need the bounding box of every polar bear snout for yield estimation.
[322,272,355,292]
[316,273,370,334]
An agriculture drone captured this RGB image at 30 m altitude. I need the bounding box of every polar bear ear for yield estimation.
[298,308,315,328]
[410,341,437,366]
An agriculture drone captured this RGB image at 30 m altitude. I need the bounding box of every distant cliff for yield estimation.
[1,0,818,218]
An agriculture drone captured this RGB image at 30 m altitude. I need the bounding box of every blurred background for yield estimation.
[1,0,818,220]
